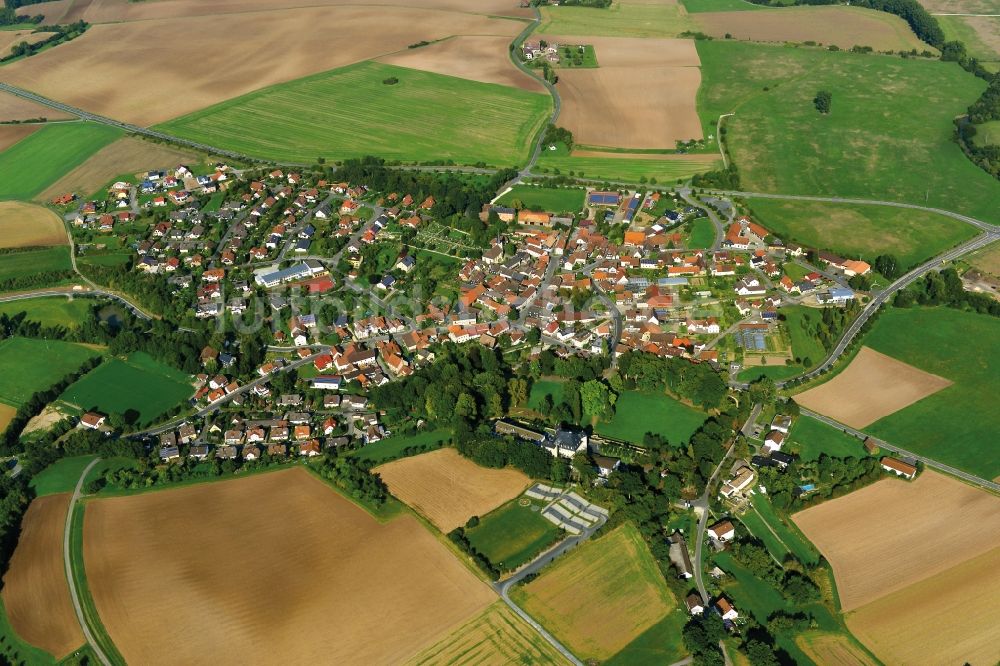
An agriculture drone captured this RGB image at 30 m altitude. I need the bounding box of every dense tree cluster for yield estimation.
[542,125,574,151]
[617,351,728,410]
[313,454,389,507]
[895,267,1000,317]
[455,435,565,480]
[0,474,30,580]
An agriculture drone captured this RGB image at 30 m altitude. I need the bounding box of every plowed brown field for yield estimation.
[0,201,67,248]
[375,448,530,532]
[38,137,197,201]
[378,36,545,93]
[536,35,702,148]
[792,471,1000,611]
[82,468,496,665]
[694,6,931,52]
[0,91,74,122]
[794,346,951,428]
[1,6,529,125]
[0,124,39,151]
[1,493,83,659]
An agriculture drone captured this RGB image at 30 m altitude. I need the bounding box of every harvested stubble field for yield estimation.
[0,201,67,248]
[510,523,675,661]
[539,35,703,148]
[0,403,15,433]
[792,471,1000,611]
[407,601,568,665]
[0,91,73,123]
[539,0,694,38]
[0,125,39,152]
[1,494,84,659]
[160,61,550,165]
[82,468,496,665]
[970,239,1000,275]
[846,545,1000,665]
[938,14,1000,70]
[694,6,932,51]
[377,36,545,93]
[794,346,951,428]
[795,631,877,666]
[38,137,197,202]
[2,5,531,126]
[374,448,530,532]
[39,0,533,24]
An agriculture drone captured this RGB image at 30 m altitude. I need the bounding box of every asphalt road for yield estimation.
[800,408,1000,493]
[63,457,112,666]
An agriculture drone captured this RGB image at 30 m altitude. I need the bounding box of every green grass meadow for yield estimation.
[0,337,99,407]
[536,144,719,183]
[972,119,1000,147]
[595,391,707,447]
[159,62,551,166]
[0,122,122,200]
[30,454,97,496]
[466,499,562,571]
[861,307,1000,479]
[58,352,191,424]
[687,217,717,248]
[682,0,765,11]
[605,610,689,665]
[351,428,450,464]
[786,416,868,461]
[697,41,1000,224]
[781,306,829,370]
[496,184,586,213]
[749,200,977,270]
[0,296,91,328]
[737,364,802,383]
[0,247,72,284]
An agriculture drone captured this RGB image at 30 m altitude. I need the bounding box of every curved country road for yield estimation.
[63,457,113,666]
[0,288,153,320]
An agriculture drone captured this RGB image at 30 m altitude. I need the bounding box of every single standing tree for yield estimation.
[814,90,833,114]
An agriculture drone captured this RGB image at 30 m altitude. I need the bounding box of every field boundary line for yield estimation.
[63,457,114,666]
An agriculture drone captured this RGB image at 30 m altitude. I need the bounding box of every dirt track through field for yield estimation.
[694,6,931,51]
[375,448,530,532]
[2,6,529,125]
[793,471,1000,611]
[847,545,1000,665]
[378,36,545,93]
[536,35,703,148]
[82,468,495,665]
[0,201,68,248]
[38,136,197,201]
[794,346,951,428]
[1,493,84,659]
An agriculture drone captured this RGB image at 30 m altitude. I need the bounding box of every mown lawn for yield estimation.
[737,364,802,383]
[30,455,97,496]
[536,144,719,184]
[0,122,122,200]
[697,41,1000,224]
[785,415,868,461]
[687,216,717,248]
[351,428,450,464]
[0,337,99,408]
[159,61,552,167]
[58,352,192,425]
[596,391,707,447]
[528,379,565,411]
[780,306,829,370]
[863,307,1000,479]
[0,297,92,328]
[496,184,586,213]
[466,499,562,572]
[749,200,976,270]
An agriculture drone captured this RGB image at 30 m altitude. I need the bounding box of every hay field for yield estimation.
[794,347,951,428]
[792,471,1000,611]
[38,137,197,202]
[82,468,496,665]
[0,403,15,432]
[0,202,66,249]
[0,91,74,122]
[510,523,675,661]
[1,6,529,126]
[970,239,1000,275]
[1,494,84,659]
[846,545,1000,665]
[374,448,530,532]
[539,35,702,148]
[407,601,568,666]
[796,632,877,666]
[694,6,932,51]
[539,0,694,38]
[378,36,545,93]
[0,125,39,152]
